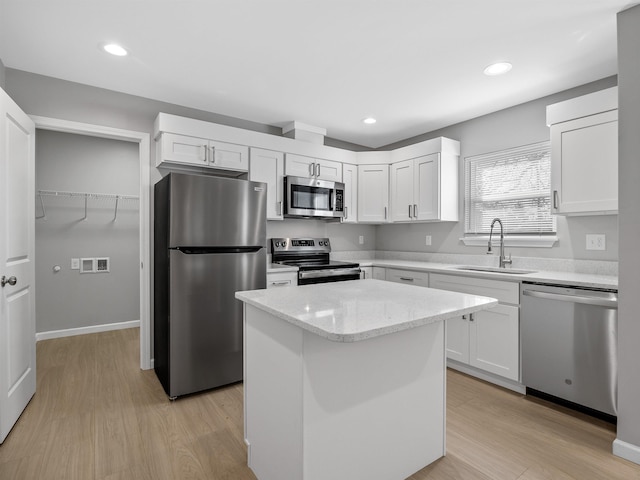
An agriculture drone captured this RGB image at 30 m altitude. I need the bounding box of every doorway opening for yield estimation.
[31,116,151,369]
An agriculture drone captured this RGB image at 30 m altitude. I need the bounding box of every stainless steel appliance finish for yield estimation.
[154,173,267,398]
[283,176,345,219]
[271,237,360,284]
[521,282,618,416]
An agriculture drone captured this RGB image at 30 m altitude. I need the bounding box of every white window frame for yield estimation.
[460,141,558,248]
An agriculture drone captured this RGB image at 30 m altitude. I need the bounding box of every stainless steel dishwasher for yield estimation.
[521,282,618,417]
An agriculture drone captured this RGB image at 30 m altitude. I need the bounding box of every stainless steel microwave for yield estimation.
[284,176,345,219]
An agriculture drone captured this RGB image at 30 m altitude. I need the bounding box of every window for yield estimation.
[464,141,556,239]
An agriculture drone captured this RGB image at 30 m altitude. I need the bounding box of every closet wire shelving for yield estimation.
[36,189,139,221]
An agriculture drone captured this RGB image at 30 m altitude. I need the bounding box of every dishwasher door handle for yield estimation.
[522,289,617,308]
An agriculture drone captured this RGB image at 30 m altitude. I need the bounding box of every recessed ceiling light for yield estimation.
[363,117,377,125]
[483,62,512,76]
[103,43,128,56]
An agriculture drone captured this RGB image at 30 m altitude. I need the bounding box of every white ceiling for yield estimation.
[0,0,631,148]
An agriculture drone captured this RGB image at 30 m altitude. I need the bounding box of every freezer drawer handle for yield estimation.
[522,289,617,308]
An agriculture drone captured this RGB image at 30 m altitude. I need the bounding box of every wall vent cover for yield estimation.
[96,257,110,273]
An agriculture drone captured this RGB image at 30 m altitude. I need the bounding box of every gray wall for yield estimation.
[35,130,139,333]
[616,4,640,452]
[0,58,5,90]
[377,77,619,261]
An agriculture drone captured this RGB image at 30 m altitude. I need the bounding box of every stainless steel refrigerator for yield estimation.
[154,172,267,398]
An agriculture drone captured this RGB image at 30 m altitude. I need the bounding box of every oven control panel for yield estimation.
[271,237,331,253]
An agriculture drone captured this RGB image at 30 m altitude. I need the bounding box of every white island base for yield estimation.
[237,280,498,480]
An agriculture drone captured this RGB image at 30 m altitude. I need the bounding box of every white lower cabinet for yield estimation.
[385,268,429,288]
[372,267,386,280]
[359,266,372,279]
[266,271,297,288]
[430,273,520,382]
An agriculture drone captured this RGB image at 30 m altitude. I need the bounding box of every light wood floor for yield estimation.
[1,328,639,480]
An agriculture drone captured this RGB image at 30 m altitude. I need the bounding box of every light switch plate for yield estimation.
[71,258,80,270]
[586,234,606,251]
[425,235,432,246]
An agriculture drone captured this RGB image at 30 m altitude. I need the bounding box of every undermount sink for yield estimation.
[454,266,536,275]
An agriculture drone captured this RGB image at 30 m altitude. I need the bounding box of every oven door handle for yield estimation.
[299,268,361,279]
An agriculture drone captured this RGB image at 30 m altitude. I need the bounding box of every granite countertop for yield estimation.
[236,279,498,343]
[356,259,618,290]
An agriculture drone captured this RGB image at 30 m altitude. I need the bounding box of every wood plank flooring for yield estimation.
[1,328,639,479]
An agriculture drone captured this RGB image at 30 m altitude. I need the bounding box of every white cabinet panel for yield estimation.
[372,267,386,280]
[385,268,429,288]
[285,153,342,182]
[390,159,414,221]
[389,152,457,223]
[469,304,519,381]
[550,110,618,215]
[342,163,358,223]
[159,133,208,166]
[250,148,284,220]
[157,133,248,172]
[357,165,389,223]
[446,316,470,364]
[210,140,249,171]
[267,271,297,288]
[430,273,519,382]
[359,267,372,279]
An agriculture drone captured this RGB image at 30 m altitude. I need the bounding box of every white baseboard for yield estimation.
[613,438,640,465]
[447,360,526,394]
[36,320,140,341]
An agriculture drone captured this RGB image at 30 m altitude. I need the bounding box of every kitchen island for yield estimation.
[235,279,498,480]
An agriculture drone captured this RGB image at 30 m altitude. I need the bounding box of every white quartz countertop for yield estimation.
[236,279,498,343]
[357,259,618,290]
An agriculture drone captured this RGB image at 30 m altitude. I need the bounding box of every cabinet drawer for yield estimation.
[430,273,519,304]
[266,271,297,288]
[385,268,429,288]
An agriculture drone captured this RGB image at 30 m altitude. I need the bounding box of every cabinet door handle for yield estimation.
[408,205,412,218]
[553,190,559,209]
[210,146,216,164]
[384,206,387,220]
[309,163,315,177]
[278,201,283,216]
[344,206,348,220]
[399,277,414,282]
[413,204,417,218]
[469,313,474,322]
[316,163,321,177]
[271,281,290,286]
[201,145,208,163]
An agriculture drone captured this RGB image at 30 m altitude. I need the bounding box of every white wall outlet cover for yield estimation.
[71,258,80,270]
[586,234,606,251]
[425,235,432,246]
[359,235,364,245]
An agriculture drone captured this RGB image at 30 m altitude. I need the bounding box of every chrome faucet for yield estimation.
[487,218,512,268]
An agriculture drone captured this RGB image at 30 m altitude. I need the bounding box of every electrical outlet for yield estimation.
[425,235,432,246]
[586,234,606,251]
[358,235,364,245]
[71,258,80,270]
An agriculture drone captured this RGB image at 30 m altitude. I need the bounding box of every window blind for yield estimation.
[464,141,556,235]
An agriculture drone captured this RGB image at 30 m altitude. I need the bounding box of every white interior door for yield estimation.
[0,87,36,444]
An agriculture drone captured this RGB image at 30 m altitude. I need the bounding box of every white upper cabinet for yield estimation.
[358,164,389,223]
[284,153,342,182]
[157,133,249,172]
[342,163,358,223]
[547,87,618,215]
[389,152,458,222]
[249,148,284,220]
